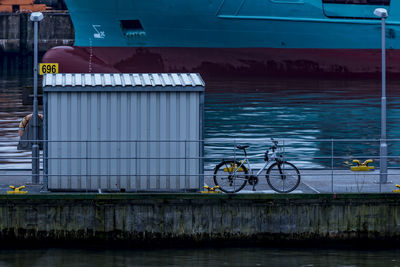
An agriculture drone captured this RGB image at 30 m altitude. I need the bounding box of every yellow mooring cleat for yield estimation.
[393,184,400,193]
[7,185,28,194]
[201,185,221,194]
[350,159,375,172]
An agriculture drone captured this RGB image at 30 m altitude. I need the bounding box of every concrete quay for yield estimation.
[0,193,398,245]
[0,170,399,245]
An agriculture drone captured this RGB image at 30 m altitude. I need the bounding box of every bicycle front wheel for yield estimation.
[213,160,248,193]
[266,161,300,193]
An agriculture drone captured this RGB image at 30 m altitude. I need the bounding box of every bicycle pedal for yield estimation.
[248,176,259,186]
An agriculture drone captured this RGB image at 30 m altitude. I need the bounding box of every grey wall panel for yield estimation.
[47,90,202,191]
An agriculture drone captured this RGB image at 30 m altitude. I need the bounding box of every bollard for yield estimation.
[7,186,28,194]
[201,185,221,194]
[350,159,374,193]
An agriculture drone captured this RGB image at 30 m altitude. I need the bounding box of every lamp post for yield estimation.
[374,8,388,184]
[30,12,43,184]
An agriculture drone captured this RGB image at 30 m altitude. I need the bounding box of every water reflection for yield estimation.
[0,74,36,168]
[205,78,400,169]
[0,248,398,266]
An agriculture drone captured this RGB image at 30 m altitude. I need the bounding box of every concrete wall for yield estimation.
[0,12,74,54]
[0,194,399,245]
[0,14,19,53]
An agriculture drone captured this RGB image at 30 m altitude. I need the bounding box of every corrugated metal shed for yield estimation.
[43,73,204,192]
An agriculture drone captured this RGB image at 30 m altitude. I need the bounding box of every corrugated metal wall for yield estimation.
[44,74,204,192]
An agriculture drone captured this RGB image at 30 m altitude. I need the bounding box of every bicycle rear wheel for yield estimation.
[213,160,248,193]
[266,161,300,193]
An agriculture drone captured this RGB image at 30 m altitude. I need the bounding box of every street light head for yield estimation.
[374,8,388,18]
[30,12,43,22]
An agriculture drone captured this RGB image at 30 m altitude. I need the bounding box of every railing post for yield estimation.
[85,140,88,193]
[42,92,48,192]
[233,139,236,162]
[43,139,48,191]
[135,140,138,189]
[233,138,236,191]
[185,139,187,192]
[199,139,204,192]
[331,139,334,193]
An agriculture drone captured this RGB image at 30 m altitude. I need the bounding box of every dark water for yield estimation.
[0,73,34,169]
[0,248,399,266]
[3,74,400,169]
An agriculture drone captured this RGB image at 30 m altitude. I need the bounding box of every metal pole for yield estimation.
[32,20,39,184]
[331,139,334,193]
[42,92,48,191]
[380,16,388,184]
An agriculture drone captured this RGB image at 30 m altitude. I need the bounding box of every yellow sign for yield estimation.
[39,63,59,75]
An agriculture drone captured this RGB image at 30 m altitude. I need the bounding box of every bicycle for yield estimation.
[213,139,301,193]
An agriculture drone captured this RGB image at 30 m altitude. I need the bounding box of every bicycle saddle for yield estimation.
[236,145,249,150]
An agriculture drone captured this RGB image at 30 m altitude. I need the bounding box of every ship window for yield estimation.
[120,20,146,38]
[322,0,390,4]
[120,20,144,31]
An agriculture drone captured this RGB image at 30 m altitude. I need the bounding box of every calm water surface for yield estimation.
[0,73,33,169]
[3,74,400,169]
[205,78,400,168]
[0,248,399,266]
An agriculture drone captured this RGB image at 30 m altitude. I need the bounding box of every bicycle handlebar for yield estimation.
[270,138,278,151]
[264,138,279,161]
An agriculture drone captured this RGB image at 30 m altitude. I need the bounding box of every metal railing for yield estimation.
[1,138,400,193]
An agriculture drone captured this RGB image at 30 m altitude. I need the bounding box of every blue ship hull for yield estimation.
[65,0,400,49]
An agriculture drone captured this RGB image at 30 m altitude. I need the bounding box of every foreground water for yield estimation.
[0,247,399,266]
[3,74,400,169]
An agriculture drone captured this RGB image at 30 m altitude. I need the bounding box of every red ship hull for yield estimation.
[42,46,398,90]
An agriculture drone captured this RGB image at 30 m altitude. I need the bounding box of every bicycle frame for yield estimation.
[232,149,278,178]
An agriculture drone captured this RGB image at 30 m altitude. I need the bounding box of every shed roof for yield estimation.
[43,73,205,92]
